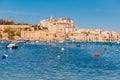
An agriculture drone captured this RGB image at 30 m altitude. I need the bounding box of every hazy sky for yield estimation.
[0,0,120,32]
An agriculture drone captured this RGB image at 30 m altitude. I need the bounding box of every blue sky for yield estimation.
[0,0,120,32]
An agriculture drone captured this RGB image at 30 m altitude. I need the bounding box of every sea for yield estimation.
[0,42,120,80]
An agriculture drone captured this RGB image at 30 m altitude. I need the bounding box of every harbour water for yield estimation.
[0,42,120,80]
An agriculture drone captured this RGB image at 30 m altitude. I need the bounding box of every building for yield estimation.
[0,25,30,31]
[21,30,50,41]
[21,17,120,42]
[40,16,76,34]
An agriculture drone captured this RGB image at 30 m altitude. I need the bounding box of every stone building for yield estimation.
[0,25,30,31]
[40,16,76,33]
[39,16,76,40]
[21,30,50,41]
[20,17,120,42]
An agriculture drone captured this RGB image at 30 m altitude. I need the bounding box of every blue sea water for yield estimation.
[0,42,120,80]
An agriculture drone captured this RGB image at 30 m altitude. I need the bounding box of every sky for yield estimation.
[0,0,120,32]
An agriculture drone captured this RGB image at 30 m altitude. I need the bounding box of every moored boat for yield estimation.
[6,43,18,49]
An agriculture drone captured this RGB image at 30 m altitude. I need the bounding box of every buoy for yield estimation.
[95,52,99,57]
[104,48,107,50]
[61,48,64,51]
[57,55,60,59]
[3,54,8,59]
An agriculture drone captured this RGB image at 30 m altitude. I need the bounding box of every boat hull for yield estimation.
[6,43,18,49]
[6,46,18,49]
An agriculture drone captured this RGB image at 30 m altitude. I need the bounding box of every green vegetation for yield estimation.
[23,27,31,31]
[3,28,11,33]
[65,34,69,38]
[42,26,48,30]
[0,32,2,39]
[85,32,90,36]
[16,22,29,25]
[32,24,42,30]
[16,30,21,36]
[3,28,15,40]
[8,31,15,40]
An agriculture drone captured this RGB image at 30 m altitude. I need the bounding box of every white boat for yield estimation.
[58,40,64,43]
[2,54,8,59]
[6,43,18,49]
[117,41,120,44]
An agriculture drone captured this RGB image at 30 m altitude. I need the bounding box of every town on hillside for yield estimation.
[0,17,120,42]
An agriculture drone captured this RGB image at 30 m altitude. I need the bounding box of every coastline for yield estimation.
[0,18,120,42]
[0,39,119,44]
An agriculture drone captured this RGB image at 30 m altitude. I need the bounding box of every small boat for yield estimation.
[2,54,8,59]
[117,41,120,44]
[58,40,64,43]
[76,44,81,47]
[6,43,18,49]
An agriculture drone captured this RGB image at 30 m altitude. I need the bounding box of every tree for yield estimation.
[85,32,90,42]
[16,22,29,25]
[3,28,15,40]
[43,27,48,30]
[3,28,11,33]
[8,30,15,40]
[85,32,90,36]
[0,32,2,39]
[23,27,30,31]
[65,34,69,38]
[16,30,21,36]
